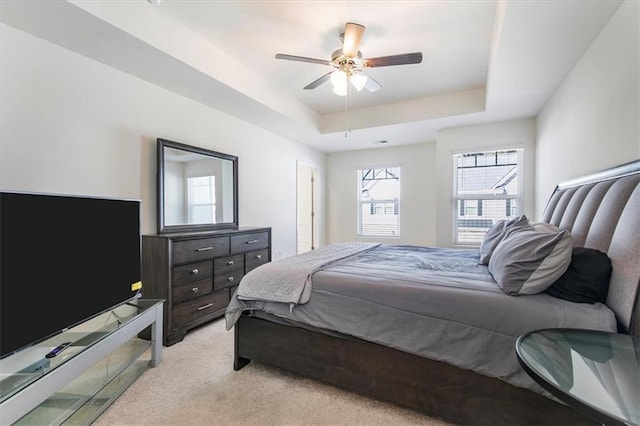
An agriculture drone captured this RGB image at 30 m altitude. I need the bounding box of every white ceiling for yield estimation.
[157,1,496,114]
[0,0,623,153]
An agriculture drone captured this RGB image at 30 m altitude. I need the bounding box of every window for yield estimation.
[453,149,523,245]
[357,167,400,237]
[187,175,216,224]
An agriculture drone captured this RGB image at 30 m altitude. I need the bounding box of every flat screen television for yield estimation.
[0,191,141,359]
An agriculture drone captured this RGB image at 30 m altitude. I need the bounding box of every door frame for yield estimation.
[296,161,318,254]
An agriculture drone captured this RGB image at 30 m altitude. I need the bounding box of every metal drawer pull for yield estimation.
[192,287,199,293]
[246,240,258,244]
[255,255,262,260]
[195,246,214,252]
[228,276,234,282]
[197,303,213,311]
[227,260,234,265]
[192,268,199,274]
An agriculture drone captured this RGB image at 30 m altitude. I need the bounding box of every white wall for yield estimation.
[536,0,639,217]
[0,24,326,259]
[435,119,536,247]
[327,142,437,245]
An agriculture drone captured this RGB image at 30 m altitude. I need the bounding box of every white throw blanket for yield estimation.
[236,242,379,306]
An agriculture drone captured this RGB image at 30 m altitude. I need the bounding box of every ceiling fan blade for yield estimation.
[362,72,382,93]
[303,72,333,90]
[342,22,365,57]
[275,54,333,66]
[364,52,423,67]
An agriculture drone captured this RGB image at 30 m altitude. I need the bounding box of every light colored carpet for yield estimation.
[94,318,452,426]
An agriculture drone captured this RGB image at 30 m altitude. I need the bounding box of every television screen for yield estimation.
[0,191,141,359]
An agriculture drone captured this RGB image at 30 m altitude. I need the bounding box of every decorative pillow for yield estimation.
[488,223,573,295]
[544,247,612,304]
[478,215,528,265]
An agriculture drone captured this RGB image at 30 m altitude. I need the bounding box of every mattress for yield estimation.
[226,244,617,392]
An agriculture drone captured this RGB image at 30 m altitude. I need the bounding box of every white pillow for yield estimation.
[488,223,573,295]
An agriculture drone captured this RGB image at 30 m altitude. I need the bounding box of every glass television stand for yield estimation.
[0,299,163,425]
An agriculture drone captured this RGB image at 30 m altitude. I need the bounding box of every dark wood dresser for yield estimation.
[142,227,271,346]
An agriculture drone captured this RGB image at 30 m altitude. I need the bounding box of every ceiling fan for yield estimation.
[275,22,422,96]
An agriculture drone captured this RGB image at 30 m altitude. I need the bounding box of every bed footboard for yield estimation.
[234,314,595,425]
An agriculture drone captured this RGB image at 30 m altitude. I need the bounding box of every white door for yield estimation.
[297,162,317,254]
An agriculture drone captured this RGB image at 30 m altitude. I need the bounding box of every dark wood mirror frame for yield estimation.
[157,138,238,234]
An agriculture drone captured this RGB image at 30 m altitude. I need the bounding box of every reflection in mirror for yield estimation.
[158,139,238,233]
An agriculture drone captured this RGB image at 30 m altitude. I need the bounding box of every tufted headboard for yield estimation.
[541,160,640,336]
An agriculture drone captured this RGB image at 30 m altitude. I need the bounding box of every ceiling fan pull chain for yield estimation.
[349,84,352,135]
[344,86,349,137]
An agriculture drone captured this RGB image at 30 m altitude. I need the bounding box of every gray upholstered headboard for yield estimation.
[541,160,640,336]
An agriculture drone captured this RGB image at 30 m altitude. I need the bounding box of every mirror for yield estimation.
[157,138,238,233]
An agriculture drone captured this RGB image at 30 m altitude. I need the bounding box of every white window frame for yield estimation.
[452,149,524,246]
[357,166,401,237]
[186,175,216,223]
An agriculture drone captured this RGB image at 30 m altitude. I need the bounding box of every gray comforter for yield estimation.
[235,242,379,307]
[225,244,617,393]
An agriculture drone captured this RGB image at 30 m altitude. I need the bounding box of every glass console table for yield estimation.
[516,328,639,426]
[0,299,163,425]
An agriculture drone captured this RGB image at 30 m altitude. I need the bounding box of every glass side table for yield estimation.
[516,328,639,426]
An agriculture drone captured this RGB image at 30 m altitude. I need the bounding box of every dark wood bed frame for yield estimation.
[233,161,640,426]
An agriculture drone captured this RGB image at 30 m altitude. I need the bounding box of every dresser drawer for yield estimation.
[172,291,229,329]
[230,232,269,253]
[214,269,245,291]
[172,260,213,285]
[172,237,229,264]
[245,248,269,273]
[172,279,213,304]
[214,254,244,275]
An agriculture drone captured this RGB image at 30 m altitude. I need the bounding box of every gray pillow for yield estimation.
[488,222,573,295]
[478,215,528,265]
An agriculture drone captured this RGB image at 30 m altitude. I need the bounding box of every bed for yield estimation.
[225,160,640,425]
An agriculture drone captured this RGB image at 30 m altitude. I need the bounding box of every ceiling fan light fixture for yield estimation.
[350,73,367,92]
[275,21,423,135]
[276,21,422,98]
[332,84,347,97]
[330,70,347,86]
[330,71,348,96]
